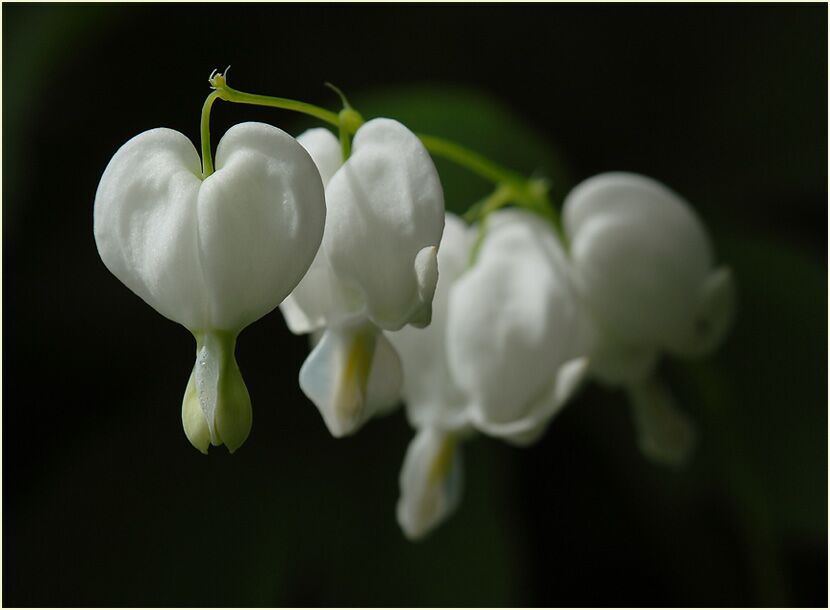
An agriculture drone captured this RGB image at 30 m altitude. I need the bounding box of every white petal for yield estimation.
[397,428,463,540]
[553,356,590,408]
[296,127,342,186]
[94,128,207,328]
[407,245,439,328]
[564,172,711,253]
[279,249,335,334]
[323,118,445,330]
[587,328,659,386]
[198,122,326,331]
[447,210,587,430]
[627,377,696,466]
[387,214,475,430]
[366,332,405,416]
[278,128,343,334]
[563,172,715,350]
[95,124,327,333]
[471,357,589,446]
[299,321,402,437]
[668,266,737,357]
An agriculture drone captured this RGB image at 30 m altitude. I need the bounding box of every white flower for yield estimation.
[563,171,735,464]
[386,214,472,540]
[94,122,326,453]
[388,210,590,539]
[396,427,463,541]
[564,172,736,383]
[388,213,475,433]
[446,209,590,445]
[279,120,445,437]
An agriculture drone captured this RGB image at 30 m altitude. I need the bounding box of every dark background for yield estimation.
[4,3,827,607]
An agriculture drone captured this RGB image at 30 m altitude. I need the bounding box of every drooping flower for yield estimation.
[279,119,445,437]
[563,171,736,463]
[388,214,473,539]
[446,209,591,445]
[94,122,326,453]
[388,210,590,539]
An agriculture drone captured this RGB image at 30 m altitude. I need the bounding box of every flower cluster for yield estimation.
[388,173,735,538]
[93,72,734,540]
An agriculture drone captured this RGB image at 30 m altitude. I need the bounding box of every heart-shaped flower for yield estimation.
[279,119,445,437]
[94,122,326,452]
[564,172,735,383]
[388,210,590,539]
[563,172,735,464]
[446,209,590,446]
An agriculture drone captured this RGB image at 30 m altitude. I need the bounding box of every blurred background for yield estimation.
[3,4,826,606]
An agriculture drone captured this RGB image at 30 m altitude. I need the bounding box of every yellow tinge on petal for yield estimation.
[397,429,463,541]
[334,325,378,427]
[427,433,458,487]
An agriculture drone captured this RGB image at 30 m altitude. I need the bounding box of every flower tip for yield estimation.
[299,326,377,438]
[208,68,227,90]
[407,245,439,328]
[182,371,211,454]
[397,429,462,540]
[181,332,252,454]
[628,378,696,467]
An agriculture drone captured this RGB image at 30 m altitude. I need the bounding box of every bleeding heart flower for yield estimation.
[94,122,326,453]
[389,210,590,539]
[279,119,445,437]
[563,172,736,464]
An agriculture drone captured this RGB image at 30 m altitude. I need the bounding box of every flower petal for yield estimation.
[279,252,336,334]
[588,330,659,386]
[366,331,405,416]
[278,128,344,333]
[94,128,207,328]
[299,321,402,437]
[197,122,326,331]
[447,210,587,430]
[668,266,737,357]
[387,213,474,430]
[471,357,589,446]
[563,172,714,350]
[407,245,439,328]
[323,118,445,330]
[397,428,463,540]
[627,377,696,466]
[296,127,342,186]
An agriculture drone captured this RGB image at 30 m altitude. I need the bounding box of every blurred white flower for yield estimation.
[397,427,463,541]
[563,172,736,464]
[447,209,590,445]
[94,122,326,453]
[389,210,590,539]
[279,120,445,437]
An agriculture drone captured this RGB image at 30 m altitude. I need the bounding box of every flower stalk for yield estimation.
[199,69,562,233]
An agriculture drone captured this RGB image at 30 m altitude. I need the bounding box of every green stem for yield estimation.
[339,128,351,160]
[199,70,564,238]
[464,183,513,224]
[417,134,526,189]
[217,85,341,127]
[200,90,221,178]
[200,72,340,179]
[418,133,563,238]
